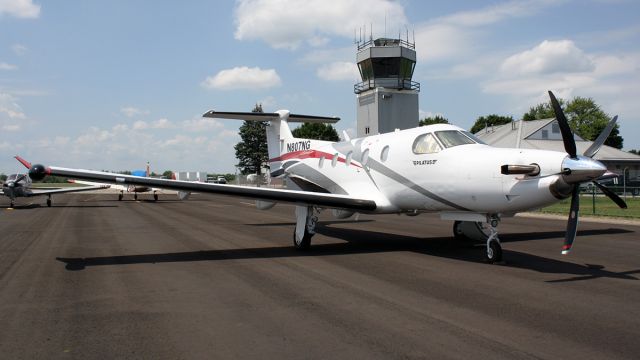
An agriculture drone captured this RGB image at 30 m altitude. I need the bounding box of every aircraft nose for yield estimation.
[561,156,607,184]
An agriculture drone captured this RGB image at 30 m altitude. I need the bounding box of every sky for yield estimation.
[1,0,639,174]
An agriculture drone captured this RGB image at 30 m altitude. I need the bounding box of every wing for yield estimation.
[28,184,111,196]
[39,166,377,211]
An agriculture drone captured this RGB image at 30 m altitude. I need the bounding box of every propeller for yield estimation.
[547,91,627,254]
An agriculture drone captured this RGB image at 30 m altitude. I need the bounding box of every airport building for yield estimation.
[354,37,420,137]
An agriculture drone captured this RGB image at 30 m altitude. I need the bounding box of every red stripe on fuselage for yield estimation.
[269,150,361,168]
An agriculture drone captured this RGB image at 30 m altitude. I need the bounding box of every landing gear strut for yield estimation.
[452,215,502,263]
[293,205,318,250]
[484,215,502,263]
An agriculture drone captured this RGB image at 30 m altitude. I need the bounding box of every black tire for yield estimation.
[46,199,52,207]
[118,193,123,201]
[153,193,158,201]
[453,221,466,240]
[485,240,502,263]
[292,228,312,250]
[134,194,138,201]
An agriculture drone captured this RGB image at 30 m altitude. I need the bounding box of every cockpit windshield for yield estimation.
[434,130,477,148]
[7,174,18,181]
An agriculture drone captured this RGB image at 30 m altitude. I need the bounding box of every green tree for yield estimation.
[629,149,639,155]
[291,122,339,141]
[565,97,623,149]
[234,103,268,175]
[470,114,513,134]
[162,170,174,179]
[0,173,7,182]
[522,100,563,121]
[419,115,449,126]
[524,96,623,149]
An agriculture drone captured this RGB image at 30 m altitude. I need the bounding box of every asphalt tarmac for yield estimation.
[0,193,638,359]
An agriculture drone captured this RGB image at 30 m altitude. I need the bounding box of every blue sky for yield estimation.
[1,0,639,174]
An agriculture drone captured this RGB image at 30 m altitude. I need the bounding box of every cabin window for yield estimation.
[332,153,339,167]
[346,151,353,166]
[361,149,370,166]
[434,130,475,148]
[380,145,390,162]
[412,133,442,154]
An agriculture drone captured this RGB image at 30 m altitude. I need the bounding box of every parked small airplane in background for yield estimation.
[1,172,110,208]
[67,162,163,201]
[17,91,626,262]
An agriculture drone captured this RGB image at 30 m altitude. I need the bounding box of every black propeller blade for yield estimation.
[592,181,628,209]
[548,91,577,159]
[583,115,618,158]
[563,188,580,254]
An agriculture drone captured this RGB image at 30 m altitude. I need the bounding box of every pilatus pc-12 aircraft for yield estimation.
[17,92,626,262]
[1,169,110,208]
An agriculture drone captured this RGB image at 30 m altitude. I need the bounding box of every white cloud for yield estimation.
[316,61,360,81]
[414,0,564,63]
[131,118,172,130]
[0,93,26,119]
[120,106,150,118]
[233,0,407,50]
[12,44,28,55]
[501,40,595,75]
[2,124,20,131]
[0,62,17,70]
[202,66,281,90]
[0,0,40,19]
[483,40,640,122]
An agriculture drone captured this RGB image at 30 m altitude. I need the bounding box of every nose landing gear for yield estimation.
[452,215,503,263]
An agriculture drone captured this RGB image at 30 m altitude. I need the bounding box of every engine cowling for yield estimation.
[28,164,48,181]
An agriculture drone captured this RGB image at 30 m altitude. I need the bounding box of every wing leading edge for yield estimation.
[40,166,377,211]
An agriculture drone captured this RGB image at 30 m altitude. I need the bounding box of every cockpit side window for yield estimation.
[435,130,476,148]
[412,133,442,154]
[461,131,487,145]
[7,174,17,181]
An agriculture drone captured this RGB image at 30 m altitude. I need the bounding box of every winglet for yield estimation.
[14,155,32,169]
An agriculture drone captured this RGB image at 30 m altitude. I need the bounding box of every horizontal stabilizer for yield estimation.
[203,110,339,124]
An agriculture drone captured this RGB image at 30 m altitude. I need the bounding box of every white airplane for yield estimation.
[18,91,626,262]
[1,170,110,208]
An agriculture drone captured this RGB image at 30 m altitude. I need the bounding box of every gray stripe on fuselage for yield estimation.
[286,162,348,195]
[366,158,470,211]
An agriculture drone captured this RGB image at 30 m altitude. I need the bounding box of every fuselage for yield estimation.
[274,124,573,215]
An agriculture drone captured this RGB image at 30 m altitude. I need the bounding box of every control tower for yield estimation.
[354,37,420,137]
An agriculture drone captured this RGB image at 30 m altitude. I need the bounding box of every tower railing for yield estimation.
[354,78,420,94]
[357,38,415,51]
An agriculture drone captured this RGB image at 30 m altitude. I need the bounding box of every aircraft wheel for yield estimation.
[10,201,14,208]
[118,193,123,201]
[485,240,502,263]
[292,228,312,250]
[134,194,138,201]
[452,221,466,241]
[153,193,158,201]
[46,198,52,207]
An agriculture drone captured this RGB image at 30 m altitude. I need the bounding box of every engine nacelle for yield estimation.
[332,209,355,219]
[255,200,276,210]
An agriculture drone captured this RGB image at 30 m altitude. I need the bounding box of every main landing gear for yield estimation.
[46,195,52,207]
[293,205,318,250]
[118,191,123,201]
[453,215,502,263]
[153,192,158,201]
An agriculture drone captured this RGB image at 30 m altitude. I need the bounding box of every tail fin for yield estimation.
[202,110,339,161]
